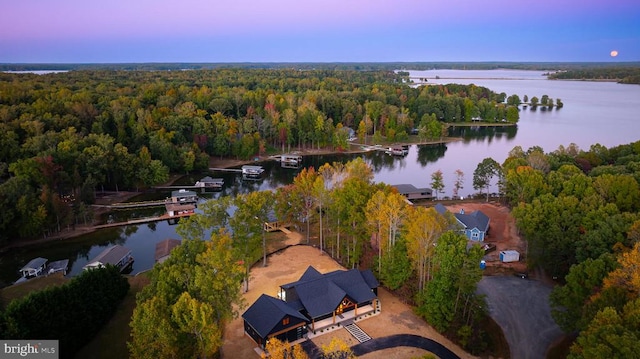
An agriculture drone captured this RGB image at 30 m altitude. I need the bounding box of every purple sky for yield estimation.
[1,0,639,63]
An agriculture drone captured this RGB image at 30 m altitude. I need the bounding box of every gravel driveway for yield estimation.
[477,276,564,359]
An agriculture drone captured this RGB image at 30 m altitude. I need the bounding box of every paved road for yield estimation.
[352,334,460,359]
[301,334,460,359]
[477,276,564,359]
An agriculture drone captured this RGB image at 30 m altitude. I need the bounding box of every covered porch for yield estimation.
[307,299,380,337]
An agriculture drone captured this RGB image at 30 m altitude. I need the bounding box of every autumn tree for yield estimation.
[321,337,356,359]
[453,169,464,200]
[430,170,445,200]
[292,167,318,243]
[568,299,640,359]
[405,206,451,291]
[129,232,244,359]
[261,337,309,359]
[602,242,640,300]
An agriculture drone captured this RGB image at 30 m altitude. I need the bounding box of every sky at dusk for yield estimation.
[1,0,639,63]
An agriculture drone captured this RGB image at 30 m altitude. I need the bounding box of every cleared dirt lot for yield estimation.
[220,244,474,359]
[222,202,563,359]
[439,201,528,274]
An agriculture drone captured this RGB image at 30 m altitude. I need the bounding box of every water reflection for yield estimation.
[417,144,447,166]
[5,70,638,285]
[449,125,518,143]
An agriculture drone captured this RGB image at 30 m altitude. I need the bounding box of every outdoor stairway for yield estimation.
[344,323,371,343]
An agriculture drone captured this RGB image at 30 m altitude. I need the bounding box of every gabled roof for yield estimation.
[171,189,197,197]
[434,203,448,215]
[155,239,182,262]
[87,245,131,266]
[199,176,215,182]
[20,257,47,272]
[281,266,379,318]
[295,278,346,318]
[323,269,378,303]
[360,269,380,289]
[298,266,322,282]
[455,210,490,232]
[242,294,308,338]
[434,204,488,232]
[392,184,432,195]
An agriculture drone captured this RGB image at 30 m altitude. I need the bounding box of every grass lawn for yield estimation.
[0,272,69,307]
[74,274,149,359]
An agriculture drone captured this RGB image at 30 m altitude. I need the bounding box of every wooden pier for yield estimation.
[92,199,169,209]
[264,221,292,234]
[209,167,243,173]
[93,212,195,230]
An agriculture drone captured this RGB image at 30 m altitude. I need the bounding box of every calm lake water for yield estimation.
[2,69,639,285]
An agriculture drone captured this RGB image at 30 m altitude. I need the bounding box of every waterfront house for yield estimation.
[165,203,196,217]
[279,154,303,169]
[170,189,198,204]
[195,176,224,190]
[392,184,433,202]
[386,146,408,156]
[83,245,134,272]
[19,257,48,278]
[242,265,379,349]
[242,165,265,180]
[435,203,490,241]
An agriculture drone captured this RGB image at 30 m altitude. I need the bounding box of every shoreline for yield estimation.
[0,137,459,252]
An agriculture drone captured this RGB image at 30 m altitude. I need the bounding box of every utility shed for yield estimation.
[500,250,520,263]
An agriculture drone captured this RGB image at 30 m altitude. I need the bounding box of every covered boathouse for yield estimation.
[242,266,379,349]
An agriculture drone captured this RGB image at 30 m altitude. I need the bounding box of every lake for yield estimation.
[2,69,639,285]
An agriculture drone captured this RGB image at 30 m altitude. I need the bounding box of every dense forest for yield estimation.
[0,69,519,243]
[498,141,640,357]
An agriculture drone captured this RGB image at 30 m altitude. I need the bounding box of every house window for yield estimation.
[282,317,290,325]
[471,232,479,240]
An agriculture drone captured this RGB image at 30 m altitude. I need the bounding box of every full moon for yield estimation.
[610,50,619,57]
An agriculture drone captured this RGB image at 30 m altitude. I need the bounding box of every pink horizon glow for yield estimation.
[1,0,639,62]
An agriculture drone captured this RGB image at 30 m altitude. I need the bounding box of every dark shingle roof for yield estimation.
[281,266,379,318]
[434,203,448,215]
[295,278,346,317]
[360,269,380,289]
[88,245,131,266]
[155,239,182,262]
[455,210,490,232]
[242,294,308,338]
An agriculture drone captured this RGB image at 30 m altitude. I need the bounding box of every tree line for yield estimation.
[0,68,520,244]
[0,266,129,359]
[548,67,640,84]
